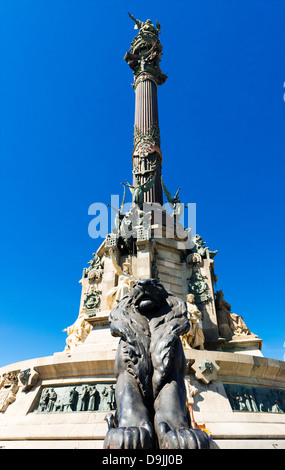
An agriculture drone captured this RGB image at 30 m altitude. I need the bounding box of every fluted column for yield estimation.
[124,15,167,207]
[132,77,163,205]
[134,79,159,139]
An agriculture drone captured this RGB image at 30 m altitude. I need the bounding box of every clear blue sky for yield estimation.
[1,0,284,367]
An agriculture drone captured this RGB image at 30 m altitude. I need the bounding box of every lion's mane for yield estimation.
[109,280,190,402]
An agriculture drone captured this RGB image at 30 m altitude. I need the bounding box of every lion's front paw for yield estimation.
[103,422,154,449]
[158,422,210,449]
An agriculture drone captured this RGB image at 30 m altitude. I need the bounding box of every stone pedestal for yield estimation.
[0,344,284,449]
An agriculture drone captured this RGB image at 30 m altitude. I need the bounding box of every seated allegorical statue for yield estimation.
[106,248,136,310]
[63,310,92,355]
[215,290,257,341]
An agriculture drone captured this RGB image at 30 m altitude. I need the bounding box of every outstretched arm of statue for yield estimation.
[109,248,122,275]
[121,181,133,189]
[63,325,73,335]
[128,12,143,29]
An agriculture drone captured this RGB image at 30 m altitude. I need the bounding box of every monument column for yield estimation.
[124,14,167,206]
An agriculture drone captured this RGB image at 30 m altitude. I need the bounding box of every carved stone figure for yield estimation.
[184,379,199,407]
[230,313,257,338]
[77,385,89,411]
[106,248,136,310]
[117,210,135,252]
[101,385,116,411]
[184,379,200,430]
[103,278,210,449]
[63,311,92,354]
[272,400,283,413]
[119,205,151,242]
[83,252,103,280]
[88,385,98,411]
[87,253,102,271]
[101,387,109,410]
[181,294,205,350]
[87,267,103,284]
[106,385,116,411]
[39,388,50,412]
[215,290,257,341]
[47,388,57,412]
[67,387,78,411]
[214,290,233,340]
[0,372,19,412]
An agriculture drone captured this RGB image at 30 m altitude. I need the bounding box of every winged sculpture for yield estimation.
[122,174,156,210]
[161,176,187,219]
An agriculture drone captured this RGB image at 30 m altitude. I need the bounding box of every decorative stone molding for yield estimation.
[190,358,220,384]
[186,252,202,267]
[83,286,101,317]
[133,122,161,158]
[133,72,158,90]
[188,270,212,307]
[19,368,39,391]
[105,233,117,248]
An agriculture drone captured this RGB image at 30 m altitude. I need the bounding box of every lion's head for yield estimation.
[131,278,168,314]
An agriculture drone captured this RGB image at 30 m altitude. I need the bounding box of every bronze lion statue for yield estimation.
[103,278,210,449]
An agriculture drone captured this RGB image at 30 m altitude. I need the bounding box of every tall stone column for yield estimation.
[133,75,162,204]
[124,14,167,206]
